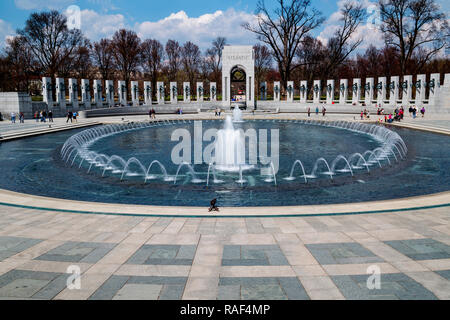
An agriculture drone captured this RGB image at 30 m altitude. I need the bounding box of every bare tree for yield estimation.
[321,1,366,78]
[253,44,272,98]
[355,45,383,78]
[243,0,324,90]
[71,39,92,79]
[17,10,83,78]
[378,0,449,75]
[181,41,201,94]
[295,36,327,96]
[141,39,164,99]
[4,36,37,92]
[205,37,227,86]
[165,40,181,82]
[92,39,115,80]
[111,29,141,93]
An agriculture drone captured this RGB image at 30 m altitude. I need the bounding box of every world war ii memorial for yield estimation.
[0,0,449,310]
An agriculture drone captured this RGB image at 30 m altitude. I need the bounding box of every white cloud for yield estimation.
[135,9,259,50]
[0,19,15,49]
[317,0,385,52]
[62,8,127,41]
[14,0,75,10]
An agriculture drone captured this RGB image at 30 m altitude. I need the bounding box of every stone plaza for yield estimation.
[0,45,449,301]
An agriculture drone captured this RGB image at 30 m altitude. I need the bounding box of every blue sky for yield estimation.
[0,0,448,51]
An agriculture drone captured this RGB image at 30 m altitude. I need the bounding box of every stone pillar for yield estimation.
[131,81,139,106]
[414,75,426,106]
[273,82,281,101]
[429,73,440,105]
[93,80,103,107]
[56,78,66,110]
[300,81,307,103]
[222,76,229,106]
[105,80,114,107]
[352,79,361,105]
[81,79,91,109]
[210,82,217,102]
[444,73,450,87]
[339,79,348,104]
[260,82,267,100]
[69,79,79,110]
[287,81,294,102]
[42,77,52,106]
[401,75,412,106]
[365,78,374,106]
[144,82,152,106]
[118,80,127,106]
[197,82,204,102]
[326,80,334,104]
[157,82,165,105]
[170,82,178,104]
[389,76,399,106]
[183,82,191,102]
[247,72,255,109]
[376,77,386,106]
[313,80,321,104]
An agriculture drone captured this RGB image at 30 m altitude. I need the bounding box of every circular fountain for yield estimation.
[0,114,448,208]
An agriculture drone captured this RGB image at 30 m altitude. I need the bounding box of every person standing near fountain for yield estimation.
[420,106,426,118]
[66,111,73,123]
[308,107,311,117]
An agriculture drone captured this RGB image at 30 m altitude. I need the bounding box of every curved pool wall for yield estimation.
[60,119,407,186]
[0,119,449,207]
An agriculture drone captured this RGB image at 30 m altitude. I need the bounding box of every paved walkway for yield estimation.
[0,205,449,300]
[0,111,448,300]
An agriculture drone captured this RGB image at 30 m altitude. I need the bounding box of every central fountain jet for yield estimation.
[214,115,253,172]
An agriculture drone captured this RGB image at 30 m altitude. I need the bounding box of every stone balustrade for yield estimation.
[1,74,448,120]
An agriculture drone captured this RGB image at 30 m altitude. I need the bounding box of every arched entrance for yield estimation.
[230,66,246,105]
[222,46,255,109]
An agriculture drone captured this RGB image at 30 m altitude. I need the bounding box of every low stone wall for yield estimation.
[256,101,396,114]
[0,93,34,119]
[81,103,220,118]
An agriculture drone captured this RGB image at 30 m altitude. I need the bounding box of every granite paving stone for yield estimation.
[384,239,450,261]
[306,242,384,265]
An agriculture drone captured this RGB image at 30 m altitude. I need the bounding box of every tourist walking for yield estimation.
[149,109,152,119]
[420,107,426,118]
[66,111,73,123]
[10,112,16,123]
[19,112,25,123]
[322,107,326,117]
[48,110,53,122]
[307,107,311,117]
[73,112,78,123]
[315,106,319,115]
[0,112,3,121]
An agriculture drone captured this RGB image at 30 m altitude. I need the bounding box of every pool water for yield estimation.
[0,120,449,207]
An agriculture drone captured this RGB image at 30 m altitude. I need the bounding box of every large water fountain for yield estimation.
[60,116,407,189]
[1,113,449,207]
